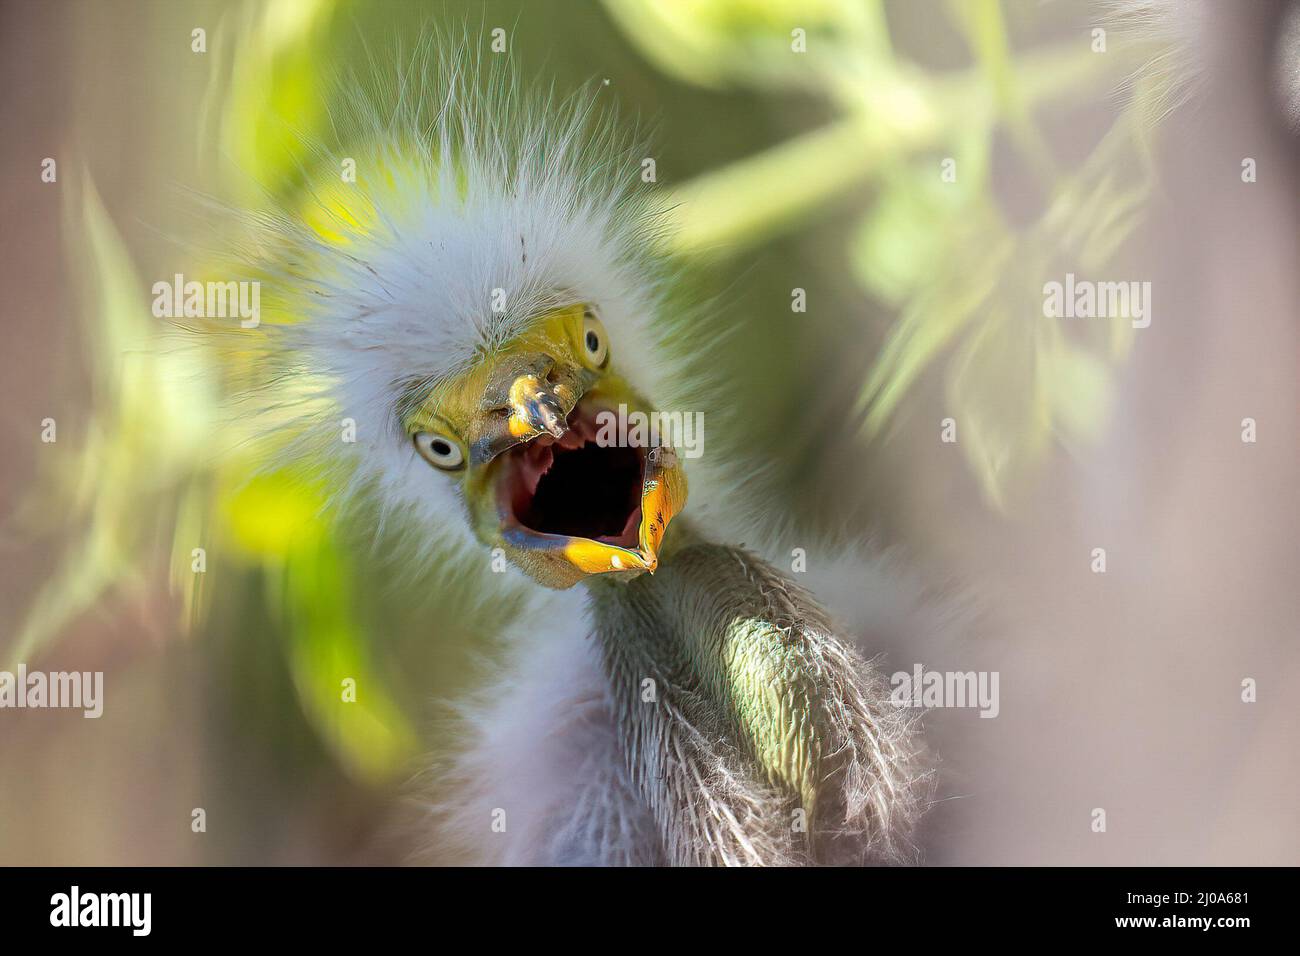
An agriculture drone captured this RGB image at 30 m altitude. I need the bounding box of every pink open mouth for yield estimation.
[498,400,645,548]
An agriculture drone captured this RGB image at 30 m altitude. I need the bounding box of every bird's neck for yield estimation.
[578,521,835,863]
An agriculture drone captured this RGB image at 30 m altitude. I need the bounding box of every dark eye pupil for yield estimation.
[585,330,600,352]
[431,440,450,456]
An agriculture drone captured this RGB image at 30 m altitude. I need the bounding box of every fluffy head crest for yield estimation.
[221,37,671,542]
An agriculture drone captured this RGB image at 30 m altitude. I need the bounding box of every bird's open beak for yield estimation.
[490,378,687,581]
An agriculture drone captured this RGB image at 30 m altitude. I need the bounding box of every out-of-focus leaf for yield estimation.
[170,481,212,634]
[856,200,1010,433]
[1039,338,1114,449]
[945,309,1049,509]
[221,470,419,783]
[854,179,950,307]
[218,0,340,201]
[8,175,219,666]
[662,93,945,257]
[949,0,1056,181]
[853,126,990,306]
[855,55,1155,505]
[665,115,897,257]
[602,0,875,92]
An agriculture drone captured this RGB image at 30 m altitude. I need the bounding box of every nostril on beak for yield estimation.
[532,354,557,379]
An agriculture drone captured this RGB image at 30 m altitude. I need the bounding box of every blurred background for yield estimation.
[1,0,1295,864]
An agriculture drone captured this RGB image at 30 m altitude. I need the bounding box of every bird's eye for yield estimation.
[414,432,465,470]
[581,309,609,368]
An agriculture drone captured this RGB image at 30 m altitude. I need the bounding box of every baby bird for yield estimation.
[229,44,928,866]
